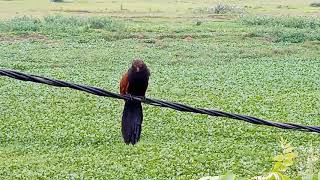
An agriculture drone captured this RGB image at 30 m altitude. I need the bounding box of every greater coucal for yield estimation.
[120,59,150,145]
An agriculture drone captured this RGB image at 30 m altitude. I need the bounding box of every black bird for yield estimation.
[119,59,150,145]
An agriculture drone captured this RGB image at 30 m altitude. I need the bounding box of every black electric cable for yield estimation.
[1,69,319,133]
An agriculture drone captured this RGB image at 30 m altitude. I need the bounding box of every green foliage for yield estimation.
[87,17,122,31]
[7,16,41,32]
[239,16,320,43]
[44,15,123,32]
[0,16,320,178]
[43,15,87,27]
[240,16,320,29]
[274,30,306,43]
[255,139,297,180]
[0,16,123,34]
[201,140,319,180]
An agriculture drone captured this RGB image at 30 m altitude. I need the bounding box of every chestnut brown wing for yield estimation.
[120,73,129,95]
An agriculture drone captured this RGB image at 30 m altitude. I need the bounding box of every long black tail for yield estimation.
[121,100,143,145]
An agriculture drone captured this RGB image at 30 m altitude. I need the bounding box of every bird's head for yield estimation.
[131,59,147,73]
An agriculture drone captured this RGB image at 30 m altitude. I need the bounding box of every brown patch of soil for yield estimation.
[0,33,58,44]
